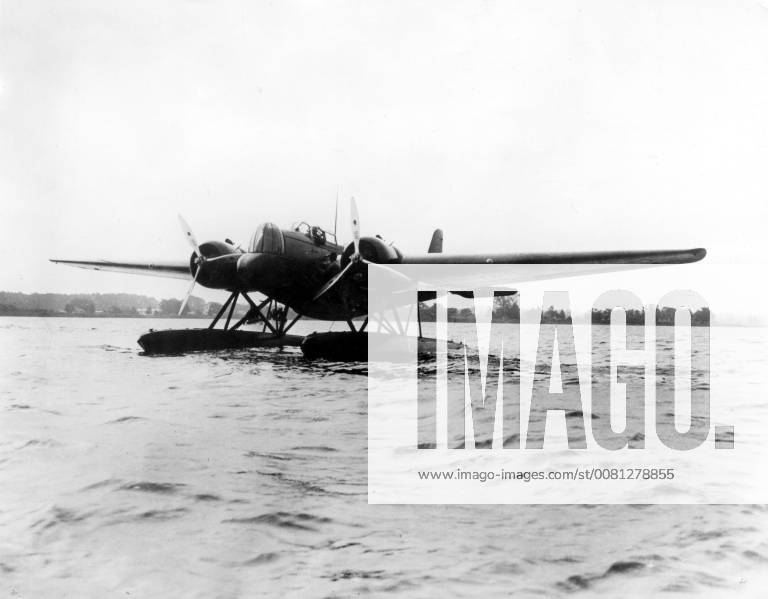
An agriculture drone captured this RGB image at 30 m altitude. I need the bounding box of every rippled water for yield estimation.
[1,317,767,597]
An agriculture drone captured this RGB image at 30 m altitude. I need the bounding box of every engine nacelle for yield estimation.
[340,236,402,267]
[189,241,241,290]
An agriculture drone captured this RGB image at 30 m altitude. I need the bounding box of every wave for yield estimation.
[223,511,332,532]
[119,481,186,494]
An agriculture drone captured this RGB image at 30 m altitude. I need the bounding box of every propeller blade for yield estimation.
[178,267,201,316]
[360,258,411,282]
[178,214,201,258]
[312,262,354,301]
[312,260,410,303]
[350,196,360,257]
[314,197,393,301]
[204,252,242,264]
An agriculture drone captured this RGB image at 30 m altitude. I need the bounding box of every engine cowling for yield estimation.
[189,241,241,290]
[340,236,402,268]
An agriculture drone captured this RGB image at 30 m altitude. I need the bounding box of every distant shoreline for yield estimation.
[0,311,336,321]
[0,314,757,326]
[0,292,759,326]
[0,311,210,319]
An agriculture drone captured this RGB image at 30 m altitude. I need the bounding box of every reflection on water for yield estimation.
[0,317,766,597]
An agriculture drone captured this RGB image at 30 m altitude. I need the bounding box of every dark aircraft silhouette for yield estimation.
[51,198,705,355]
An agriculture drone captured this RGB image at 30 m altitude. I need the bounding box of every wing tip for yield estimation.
[689,247,707,262]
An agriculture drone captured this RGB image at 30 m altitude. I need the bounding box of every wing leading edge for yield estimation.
[400,248,706,265]
[49,259,191,280]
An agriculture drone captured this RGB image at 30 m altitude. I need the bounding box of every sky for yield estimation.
[1,0,767,307]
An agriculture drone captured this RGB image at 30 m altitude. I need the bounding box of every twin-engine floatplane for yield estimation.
[51,198,706,361]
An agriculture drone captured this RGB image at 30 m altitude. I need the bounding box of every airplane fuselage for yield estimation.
[193,222,369,320]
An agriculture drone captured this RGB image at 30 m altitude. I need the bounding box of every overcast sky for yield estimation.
[1,0,767,306]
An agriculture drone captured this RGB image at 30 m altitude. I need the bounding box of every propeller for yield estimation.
[177,215,205,315]
[351,196,361,257]
[178,214,201,258]
[178,266,201,316]
[313,197,369,301]
[176,214,241,316]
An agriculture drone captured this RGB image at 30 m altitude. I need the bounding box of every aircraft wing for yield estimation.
[50,259,191,280]
[368,247,708,296]
[400,248,706,265]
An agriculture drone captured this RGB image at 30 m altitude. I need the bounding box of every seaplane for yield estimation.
[51,199,706,360]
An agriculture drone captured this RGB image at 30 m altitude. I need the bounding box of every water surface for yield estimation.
[0,318,766,597]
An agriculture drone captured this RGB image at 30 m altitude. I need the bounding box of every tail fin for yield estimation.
[427,229,443,253]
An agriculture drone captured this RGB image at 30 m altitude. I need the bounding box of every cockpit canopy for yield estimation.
[249,222,285,254]
[291,221,337,246]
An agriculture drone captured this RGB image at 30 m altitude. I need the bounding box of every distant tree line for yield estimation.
[0,291,714,326]
[0,292,224,318]
[592,306,710,326]
[418,297,710,326]
[420,297,566,323]
[419,296,525,323]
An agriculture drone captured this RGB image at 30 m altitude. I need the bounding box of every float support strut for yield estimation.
[227,293,302,336]
[224,292,239,330]
[209,291,238,330]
